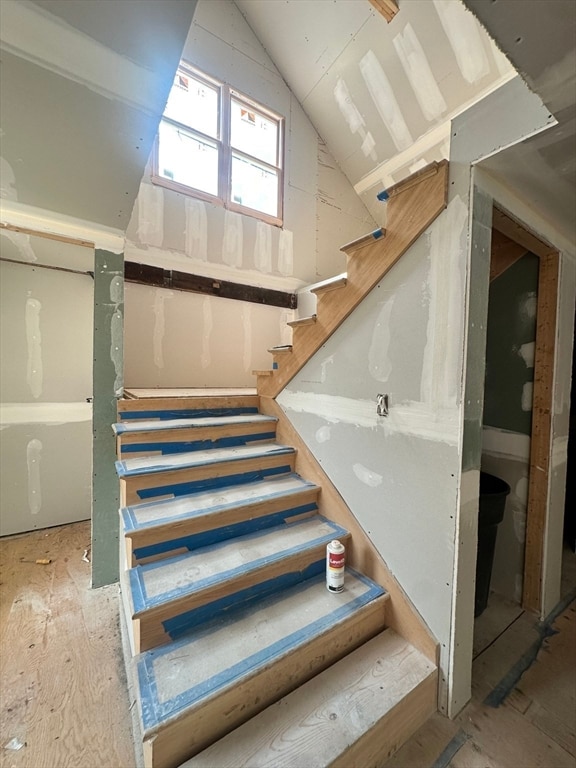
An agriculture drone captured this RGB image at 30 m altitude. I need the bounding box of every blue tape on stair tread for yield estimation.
[131,517,348,613]
[137,569,385,731]
[376,189,389,201]
[131,502,319,562]
[119,407,258,421]
[121,473,319,533]
[116,444,294,477]
[121,431,277,456]
[135,465,294,501]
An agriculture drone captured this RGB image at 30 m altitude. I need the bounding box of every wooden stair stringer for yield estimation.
[257,160,449,399]
[259,395,438,666]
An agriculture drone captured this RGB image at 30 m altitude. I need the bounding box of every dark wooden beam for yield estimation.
[124,261,297,309]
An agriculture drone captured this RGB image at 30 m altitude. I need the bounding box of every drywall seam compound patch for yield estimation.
[433,0,489,84]
[359,50,413,152]
[25,296,43,399]
[201,296,213,370]
[26,438,42,515]
[333,78,378,162]
[109,274,123,397]
[0,403,92,425]
[137,184,164,248]
[153,290,173,370]
[393,23,447,122]
[278,230,294,277]
[0,228,37,262]
[242,304,252,373]
[368,295,395,382]
[254,221,272,273]
[279,390,459,444]
[185,199,208,262]
[421,196,467,407]
[222,211,243,268]
[353,462,383,488]
[482,426,530,460]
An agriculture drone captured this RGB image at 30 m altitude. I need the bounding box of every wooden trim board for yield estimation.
[257,160,449,398]
[492,207,560,614]
[259,397,438,664]
[368,0,399,23]
[490,229,528,281]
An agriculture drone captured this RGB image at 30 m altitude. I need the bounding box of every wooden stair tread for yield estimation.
[135,569,387,737]
[268,345,293,354]
[130,516,348,615]
[122,474,319,533]
[310,274,347,295]
[340,227,386,256]
[124,388,257,399]
[183,629,436,768]
[114,414,276,435]
[287,315,317,328]
[116,443,294,478]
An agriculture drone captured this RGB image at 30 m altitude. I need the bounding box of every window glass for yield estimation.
[231,154,278,216]
[158,121,218,196]
[164,72,219,139]
[230,99,278,166]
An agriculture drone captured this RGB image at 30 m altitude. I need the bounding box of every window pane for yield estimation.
[231,153,278,216]
[164,71,219,138]
[230,99,278,165]
[158,121,218,196]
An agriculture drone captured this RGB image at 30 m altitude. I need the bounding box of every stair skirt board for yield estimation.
[183,630,437,768]
[128,518,350,651]
[122,474,321,564]
[136,571,388,768]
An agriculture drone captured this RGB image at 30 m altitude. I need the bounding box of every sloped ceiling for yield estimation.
[236,0,575,239]
[0,0,197,231]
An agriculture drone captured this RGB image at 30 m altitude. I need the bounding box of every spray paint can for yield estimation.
[326,539,345,592]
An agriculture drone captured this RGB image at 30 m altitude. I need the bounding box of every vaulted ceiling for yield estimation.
[1,0,574,242]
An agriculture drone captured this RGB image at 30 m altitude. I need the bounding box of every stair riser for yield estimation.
[141,595,388,768]
[118,396,259,422]
[117,422,276,458]
[332,671,438,768]
[120,454,296,507]
[131,534,349,653]
[124,490,320,565]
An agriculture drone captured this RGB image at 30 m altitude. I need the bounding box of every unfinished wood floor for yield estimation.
[1,523,574,768]
[0,521,134,768]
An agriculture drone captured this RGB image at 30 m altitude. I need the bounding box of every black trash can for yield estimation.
[475,472,511,617]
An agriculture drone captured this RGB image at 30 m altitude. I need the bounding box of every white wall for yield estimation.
[0,232,94,535]
[123,0,376,388]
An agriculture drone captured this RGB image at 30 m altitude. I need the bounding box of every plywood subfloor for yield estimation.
[124,388,257,399]
[384,600,576,768]
[0,522,135,768]
[1,522,574,768]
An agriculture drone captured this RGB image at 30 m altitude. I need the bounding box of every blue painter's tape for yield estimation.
[135,465,293,501]
[121,432,277,456]
[116,444,294,478]
[120,473,317,533]
[272,362,278,370]
[131,517,347,613]
[163,560,325,639]
[119,407,258,421]
[376,189,389,201]
[372,228,384,239]
[137,569,385,731]
[131,501,319,562]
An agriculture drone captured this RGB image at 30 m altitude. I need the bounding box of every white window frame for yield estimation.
[152,63,284,227]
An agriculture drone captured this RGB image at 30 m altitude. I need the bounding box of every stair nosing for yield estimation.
[113,414,277,435]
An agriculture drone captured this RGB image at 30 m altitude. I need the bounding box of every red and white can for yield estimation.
[326,539,345,592]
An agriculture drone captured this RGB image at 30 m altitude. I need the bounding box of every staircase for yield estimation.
[115,162,449,768]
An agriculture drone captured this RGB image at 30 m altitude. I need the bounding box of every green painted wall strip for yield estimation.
[92,249,124,587]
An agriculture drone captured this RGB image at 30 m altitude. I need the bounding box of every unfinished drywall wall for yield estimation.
[0,232,93,536]
[123,0,374,287]
[481,253,539,603]
[124,283,292,389]
[123,0,375,387]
